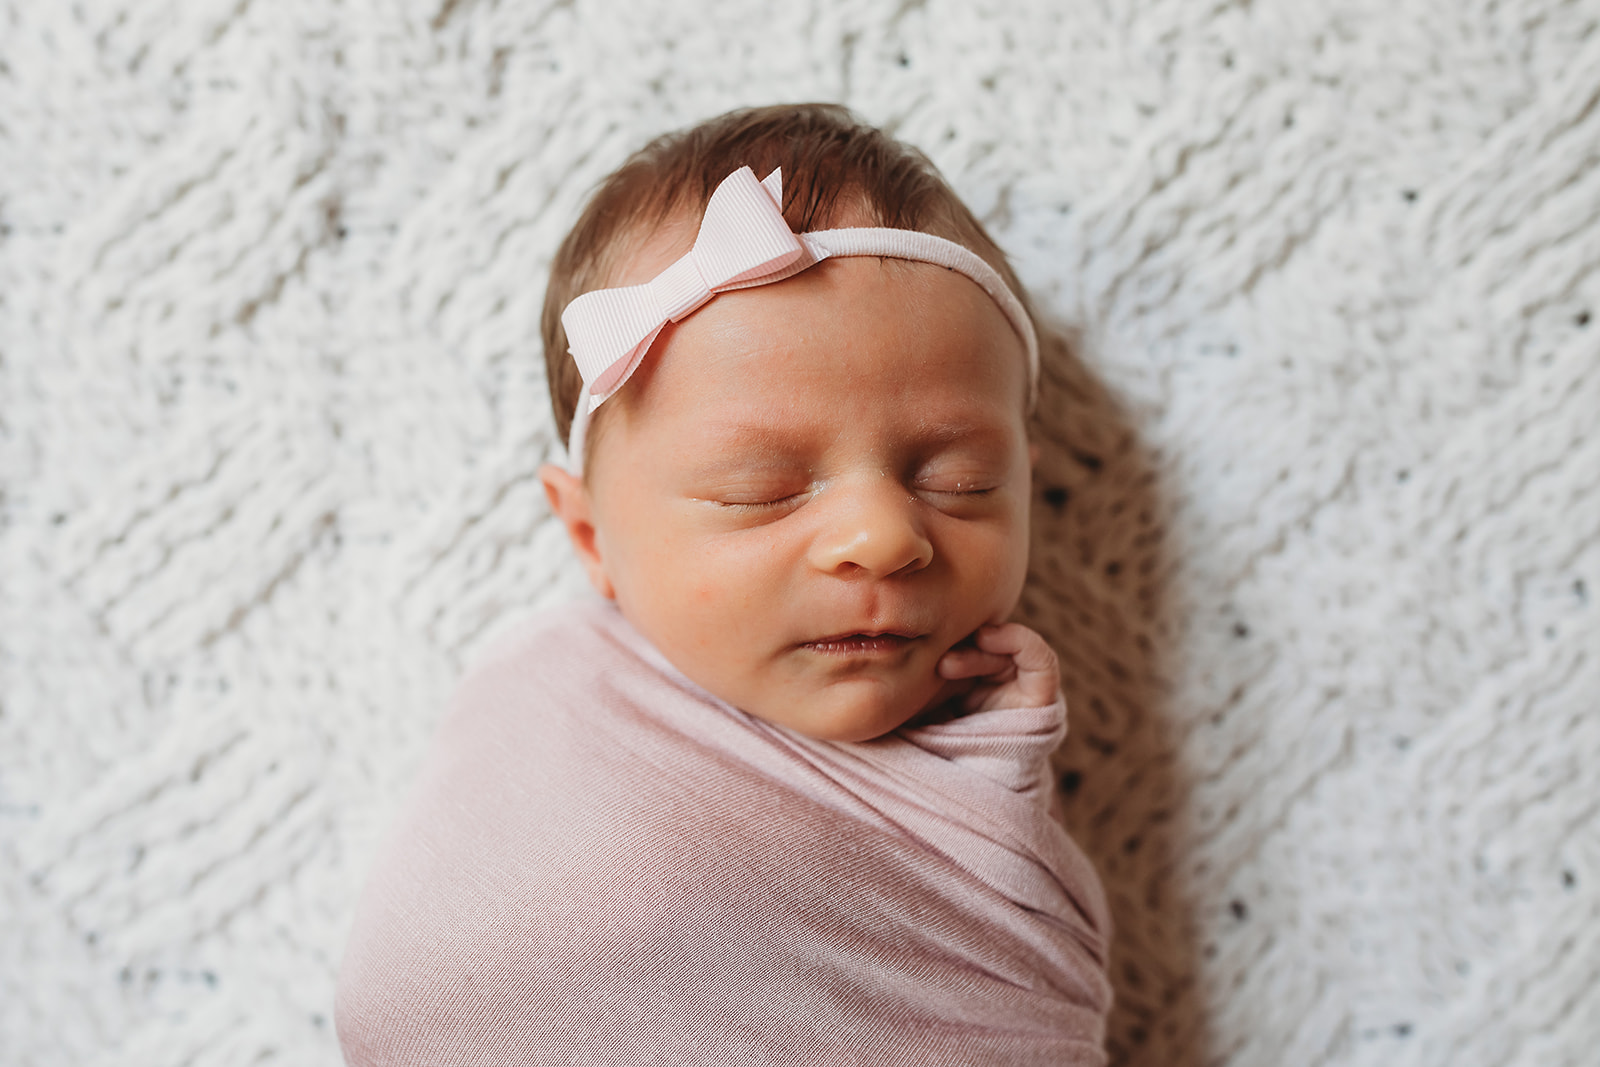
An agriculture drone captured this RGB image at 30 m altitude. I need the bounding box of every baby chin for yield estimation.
[762,656,959,743]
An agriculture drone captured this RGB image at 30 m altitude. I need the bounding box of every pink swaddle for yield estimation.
[336,598,1111,1065]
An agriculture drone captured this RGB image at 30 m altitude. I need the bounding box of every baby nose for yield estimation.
[807,477,934,578]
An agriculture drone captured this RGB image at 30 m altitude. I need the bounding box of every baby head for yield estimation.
[539,104,1040,743]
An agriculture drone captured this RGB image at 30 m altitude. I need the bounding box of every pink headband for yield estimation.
[560,165,1039,472]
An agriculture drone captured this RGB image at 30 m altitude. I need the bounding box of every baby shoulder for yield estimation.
[438,597,637,738]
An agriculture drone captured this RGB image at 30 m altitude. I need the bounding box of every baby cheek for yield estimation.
[964,527,1030,613]
[681,539,784,606]
[677,568,760,637]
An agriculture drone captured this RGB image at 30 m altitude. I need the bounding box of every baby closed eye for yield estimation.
[914,485,1005,517]
[913,466,1008,502]
[915,483,998,499]
[713,493,810,513]
[696,480,815,514]
[702,476,1005,511]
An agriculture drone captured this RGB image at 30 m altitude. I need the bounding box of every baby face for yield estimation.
[545,249,1034,742]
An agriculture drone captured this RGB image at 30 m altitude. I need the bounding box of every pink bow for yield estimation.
[562,166,805,406]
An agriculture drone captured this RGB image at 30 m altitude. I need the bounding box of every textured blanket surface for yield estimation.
[2,1,1597,1065]
[336,599,1110,1064]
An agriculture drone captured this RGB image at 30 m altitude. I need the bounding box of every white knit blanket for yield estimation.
[3,2,1596,1065]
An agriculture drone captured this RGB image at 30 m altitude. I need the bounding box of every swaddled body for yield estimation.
[337,103,1115,1062]
[337,599,1110,1065]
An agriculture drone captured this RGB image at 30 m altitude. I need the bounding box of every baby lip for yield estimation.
[806,627,922,644]
[798,628,928,658]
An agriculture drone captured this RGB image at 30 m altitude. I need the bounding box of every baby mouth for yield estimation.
[801,631,920,656]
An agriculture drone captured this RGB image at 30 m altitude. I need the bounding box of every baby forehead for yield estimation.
[753,261,1020,348]
[688,408,1024,457]
[626,266,1031,435]
[638,279,1025,440]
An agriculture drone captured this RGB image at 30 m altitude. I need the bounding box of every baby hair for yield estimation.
[539,103,1037,453]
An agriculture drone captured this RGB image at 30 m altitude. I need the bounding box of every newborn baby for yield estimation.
[336,103,1112,1065]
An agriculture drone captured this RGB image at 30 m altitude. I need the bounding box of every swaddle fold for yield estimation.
[337,599,1111,1065]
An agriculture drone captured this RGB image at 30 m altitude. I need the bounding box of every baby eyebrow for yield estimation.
[921,420,1005,443]
[906,417,1016,453]
[682,437,808,487]
[686,419,1015,472]
[691,421,815,457]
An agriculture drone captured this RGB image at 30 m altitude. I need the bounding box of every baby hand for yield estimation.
[935,623,1060,714]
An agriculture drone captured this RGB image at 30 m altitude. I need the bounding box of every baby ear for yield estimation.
[539,464,616,599]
